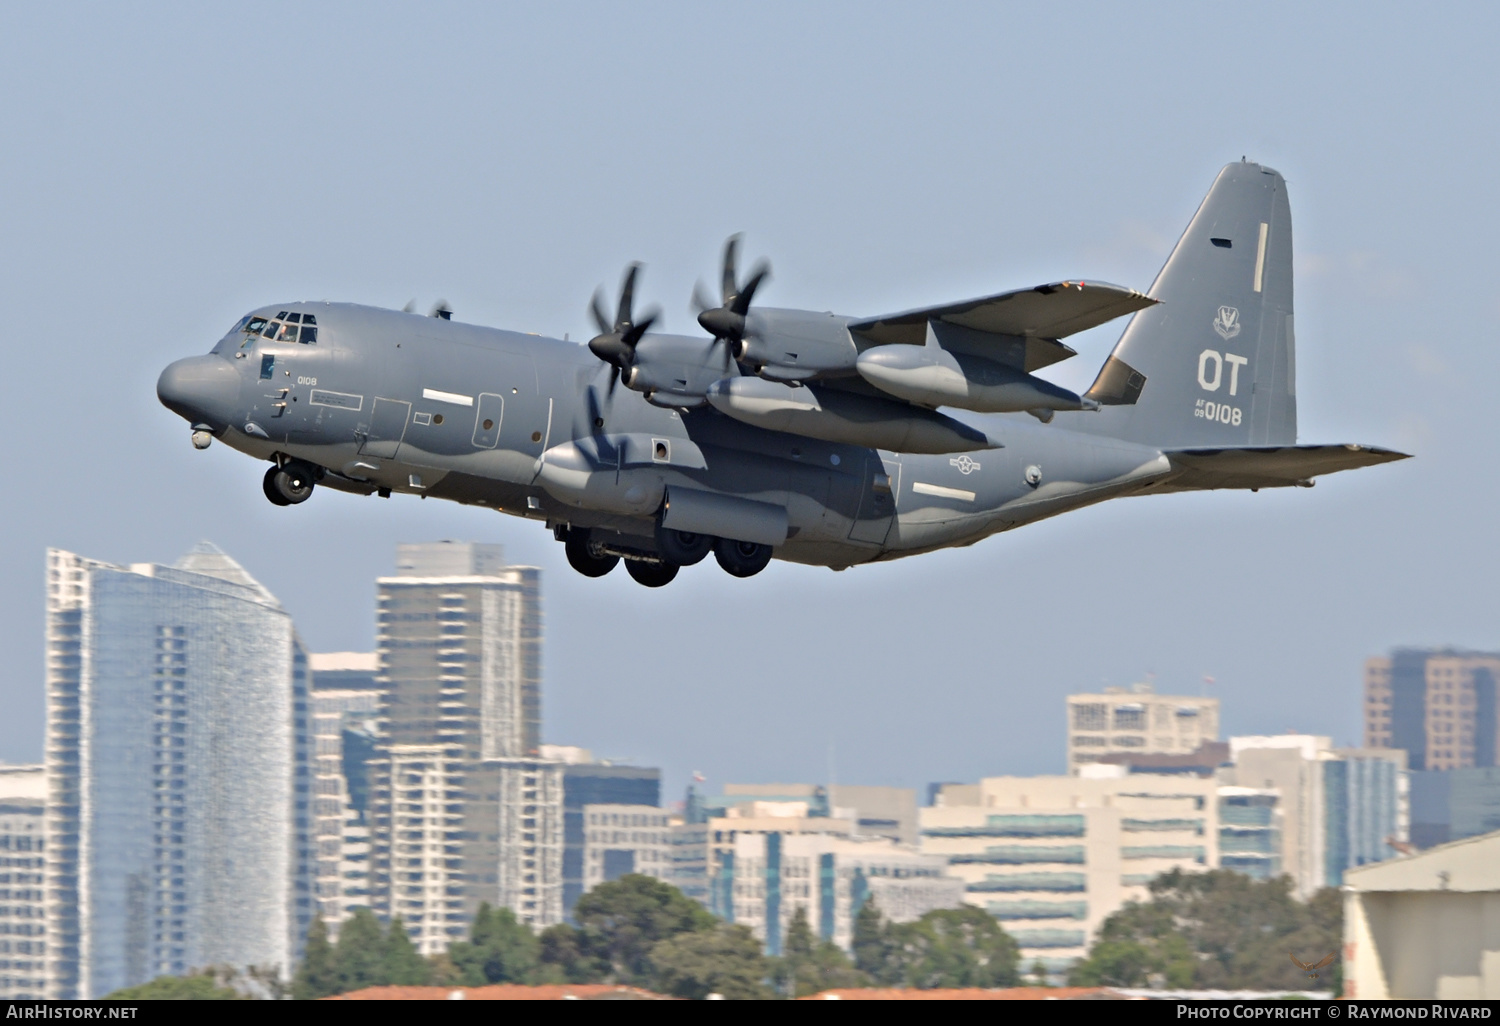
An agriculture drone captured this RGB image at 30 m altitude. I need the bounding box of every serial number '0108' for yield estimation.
[297,376,318,386]
[1195,398,1241,425]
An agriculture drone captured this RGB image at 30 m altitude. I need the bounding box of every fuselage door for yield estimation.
[360,397,411,459]
[472,393,504,449]
[848,453,901,545]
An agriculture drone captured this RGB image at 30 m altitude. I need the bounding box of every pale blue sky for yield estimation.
[2,3,1496,799]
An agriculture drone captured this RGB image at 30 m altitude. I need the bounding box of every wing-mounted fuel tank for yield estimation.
[846,280,1158,415]
[855,321,1096,414]
[533,433,707,514]
[705,376,998,454]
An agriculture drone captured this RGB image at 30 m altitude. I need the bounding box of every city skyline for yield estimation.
[2,5,1497,803]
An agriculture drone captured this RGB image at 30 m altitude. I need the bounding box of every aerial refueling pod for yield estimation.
[705,377,998,454]
[855,324,1096,414]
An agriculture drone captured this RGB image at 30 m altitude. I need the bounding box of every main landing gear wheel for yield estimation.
[626,559,679,588]
[714,538,773,578]
[655,526,713,566]
[564,530,619,578]
[263,463,315,505]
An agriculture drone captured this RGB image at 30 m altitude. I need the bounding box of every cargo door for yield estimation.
[359,398,411,459]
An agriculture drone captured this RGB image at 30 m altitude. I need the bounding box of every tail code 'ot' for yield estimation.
[1083,161,1296,448]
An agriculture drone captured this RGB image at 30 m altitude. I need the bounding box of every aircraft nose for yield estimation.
[157,355,241,428]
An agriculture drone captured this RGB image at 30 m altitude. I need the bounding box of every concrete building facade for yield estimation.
[539,747,660,915]
[711,783,918,845]
[923,770,1220,973]
[307,656,381,929]
[582,805,671,892]
[377,542,541,761]
[0,765,46,1000]
[43,545,314,999]
[1343,829,1500,999]
[727,829,962,954]
[1365,649,1500,772]
[1066,686,1220,775]
[1225,736,1407,894]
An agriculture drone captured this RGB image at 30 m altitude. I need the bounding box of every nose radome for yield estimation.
[157,355,241,428]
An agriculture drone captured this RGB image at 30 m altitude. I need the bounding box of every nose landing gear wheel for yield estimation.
[264,463,315,505]
[714,538,773,578]
[625,559,679,588]
[564,530,620,578]
[655,527,713,566]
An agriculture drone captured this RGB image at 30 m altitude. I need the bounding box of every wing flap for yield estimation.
[849,280,1157,371]
[1164,444,1410,491]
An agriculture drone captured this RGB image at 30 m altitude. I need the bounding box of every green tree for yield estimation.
[772,906,868,997]
[1029,959,1050,987]
[292,917,339,999]
[887,905,1021,989]
[334,907,388,993]
[103,970,244,1000]
[449,903,540,984]
[572,874,716,984]
[1068,869,1343,991]
[649,922,771,1000]
[851,897,898,984]
[536,922,608,983]
[382,916,431,985]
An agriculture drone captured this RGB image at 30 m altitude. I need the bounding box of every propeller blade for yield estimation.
[623,307,660,348]
[733,262,770,315]
[402,299,417,314]
[691,280,716,315]
[617,263,642,332]
[429,299,452,320]
[590,289,612,337]
[721,235,741,306]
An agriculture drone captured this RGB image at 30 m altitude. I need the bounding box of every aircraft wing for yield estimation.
[848,281,1157,372]
[1162,444,1410,491]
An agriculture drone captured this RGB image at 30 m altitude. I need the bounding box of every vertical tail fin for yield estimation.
[1084,161,1296,447]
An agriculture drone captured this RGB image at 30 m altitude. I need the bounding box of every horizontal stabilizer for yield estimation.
[1163,444,1410,491]
[849,281,1156,371]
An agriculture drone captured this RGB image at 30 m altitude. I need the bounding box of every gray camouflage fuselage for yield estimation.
[157,161,1407,577]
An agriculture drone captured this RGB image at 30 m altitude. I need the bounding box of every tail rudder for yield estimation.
[1084,161,1296,447]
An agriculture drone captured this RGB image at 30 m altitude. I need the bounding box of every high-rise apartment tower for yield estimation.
[1365,649,1500,771]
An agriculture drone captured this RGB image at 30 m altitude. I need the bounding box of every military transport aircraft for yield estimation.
[157,161,1408,587]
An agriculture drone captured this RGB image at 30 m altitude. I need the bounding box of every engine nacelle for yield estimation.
[534,433,704,514]
[736,308,859,381]
[621,333,729,403]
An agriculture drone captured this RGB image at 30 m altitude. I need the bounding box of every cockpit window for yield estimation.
[245,317,268,335]
[250,311,320,344]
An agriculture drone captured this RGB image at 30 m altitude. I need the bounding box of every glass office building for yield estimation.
[44,545,313,998]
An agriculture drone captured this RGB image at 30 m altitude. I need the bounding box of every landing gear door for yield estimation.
[848,453,900,545]
[359,398,411,459]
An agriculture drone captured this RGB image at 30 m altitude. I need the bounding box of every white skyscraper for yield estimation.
[44,545,314,999]
[368,543,558,939]
[0,764,47,999]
